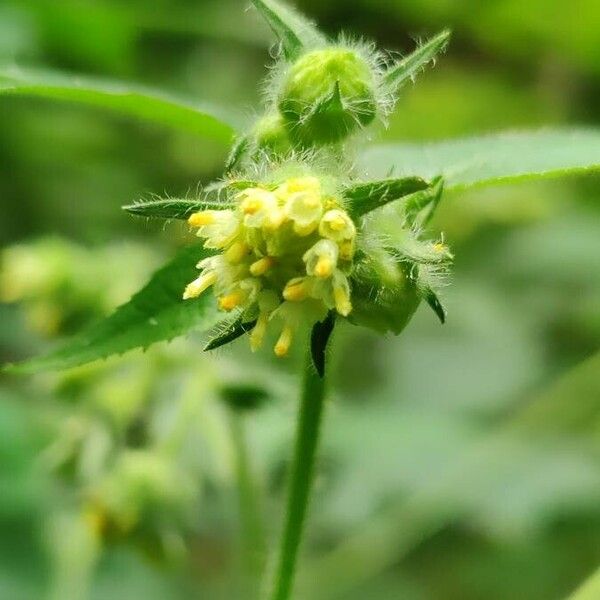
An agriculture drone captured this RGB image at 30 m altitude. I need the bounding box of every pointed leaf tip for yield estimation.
[424,288,447,324]
[204,318,257,351]
[310,311,336,377]
[385,29,451,91]
[251,0,325,60]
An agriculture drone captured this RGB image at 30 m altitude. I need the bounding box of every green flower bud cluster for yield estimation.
[230,39,390,167]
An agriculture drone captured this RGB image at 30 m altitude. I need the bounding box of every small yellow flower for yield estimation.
[188,209,240,249]
[281,178,324,236]
[303,239,338,279]
[238,188,282,229]
[319,209,356,242]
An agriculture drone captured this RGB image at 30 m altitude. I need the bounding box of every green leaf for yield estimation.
[250,0,326,60]
[384,29,451,91]
[6,246,220,373]
[344,177,429,218]
[359,129,600,191]
[0,66,239,142]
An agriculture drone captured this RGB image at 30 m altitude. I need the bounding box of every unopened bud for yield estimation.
[278,47,378,145]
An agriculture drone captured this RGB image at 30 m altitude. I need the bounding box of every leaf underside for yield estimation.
[250,0,326,60]
[0,66,238,142]
[385,29,451,91]
[6,246,220,373]
[359,129,600,191]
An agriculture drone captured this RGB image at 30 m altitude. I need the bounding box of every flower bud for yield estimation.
[253,113,293,155]
[278,47,378,145]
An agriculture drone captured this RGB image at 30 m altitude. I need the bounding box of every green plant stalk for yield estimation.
[269,353,327,600]
[230,411,267,599]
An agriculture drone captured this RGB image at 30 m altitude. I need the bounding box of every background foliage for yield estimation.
[0,1,599,599]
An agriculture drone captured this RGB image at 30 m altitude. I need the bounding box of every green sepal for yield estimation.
[404,176,444,226]
[225,134,250,173]
[317,80,344,113]
[345,177,429,218]
[203,318,257,352]
[384,29,451,91]
[423,286,447,324]
[250,0,325,61]
[310,311,336,378]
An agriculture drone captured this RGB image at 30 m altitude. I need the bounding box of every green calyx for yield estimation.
[278,47,378,145]
[349,260,421,335]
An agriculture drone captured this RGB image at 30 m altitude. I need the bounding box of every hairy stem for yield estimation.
[269,353,327,600]
[230,411,267,599]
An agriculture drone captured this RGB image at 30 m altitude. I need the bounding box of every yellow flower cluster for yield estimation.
[183,177,356,356]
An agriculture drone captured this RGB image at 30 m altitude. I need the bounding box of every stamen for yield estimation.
[334,286,352,316]
[250,256,274,276]
[218,290,244,311]
[283,278,309,302]
[274,325,293,357]
[314,256,333,278]
[188,211,216,227]
[330,215,347,231]
[241,198,262,215]
[249,314,269,352]
[333,272,352,316]
[183,271,217,300]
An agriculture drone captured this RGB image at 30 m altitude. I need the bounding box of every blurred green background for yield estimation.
[1,1,599,599]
